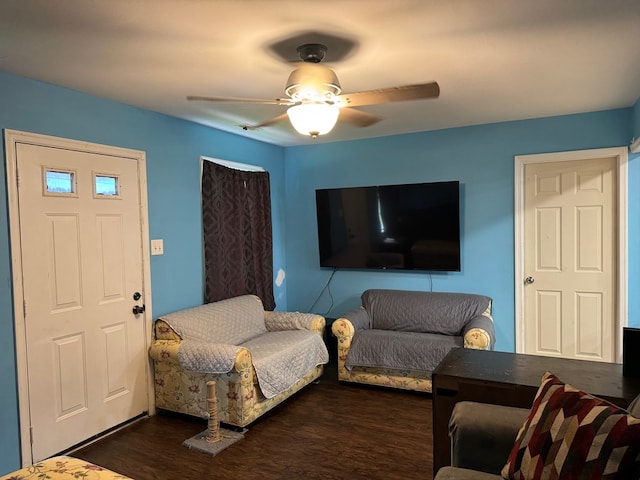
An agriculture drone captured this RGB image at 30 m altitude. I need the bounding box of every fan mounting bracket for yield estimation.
[296,43,327,63]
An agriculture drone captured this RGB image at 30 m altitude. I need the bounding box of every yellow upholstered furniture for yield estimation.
[149,295,328,427]
[0,456,131,480]
[333,289,494,393]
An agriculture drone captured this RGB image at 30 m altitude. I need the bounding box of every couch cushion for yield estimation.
[450,402,529,475]
[362,289,491,334]
[502,371,640,480]
[159,294,267,345]
[241,330,329,398]
[346,329,462,372]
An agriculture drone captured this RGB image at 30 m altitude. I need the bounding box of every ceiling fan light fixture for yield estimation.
[287,102,340,138]
[284,63,341,101]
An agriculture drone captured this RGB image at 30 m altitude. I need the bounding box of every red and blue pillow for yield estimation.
[502,371,640,480]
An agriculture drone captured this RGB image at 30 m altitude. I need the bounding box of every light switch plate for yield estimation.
[151,239,164,255]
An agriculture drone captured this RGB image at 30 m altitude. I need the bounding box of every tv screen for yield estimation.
[315,181,460,271]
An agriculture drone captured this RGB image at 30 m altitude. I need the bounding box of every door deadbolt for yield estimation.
[133,292,142,301]
[524,276,535,284]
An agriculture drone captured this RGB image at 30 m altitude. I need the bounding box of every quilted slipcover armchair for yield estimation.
[149,295,328,428]
[332,289,494,393]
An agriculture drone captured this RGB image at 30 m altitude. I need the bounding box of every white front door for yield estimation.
[8,133,151,462]
[522,156,618,362]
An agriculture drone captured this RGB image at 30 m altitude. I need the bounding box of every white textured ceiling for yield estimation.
[1,0,640,147]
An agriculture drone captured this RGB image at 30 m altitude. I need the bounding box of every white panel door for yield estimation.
[16,143,148,461]
[523,156,617,362]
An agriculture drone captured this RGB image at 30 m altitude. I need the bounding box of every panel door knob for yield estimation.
[524,276,535,284]
[132,304,146,315]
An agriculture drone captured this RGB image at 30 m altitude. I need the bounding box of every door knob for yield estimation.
[524,276,535,284]
[132,304,146,315]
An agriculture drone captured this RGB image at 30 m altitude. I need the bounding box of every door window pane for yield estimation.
[46,170,75,194]
[95,175,119,197]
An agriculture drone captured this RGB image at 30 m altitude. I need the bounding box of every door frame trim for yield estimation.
[514,147,628,363]
[4,129,155,466]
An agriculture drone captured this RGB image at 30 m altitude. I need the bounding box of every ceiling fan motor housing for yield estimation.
[284,63,342,102]
[296,43,327,63]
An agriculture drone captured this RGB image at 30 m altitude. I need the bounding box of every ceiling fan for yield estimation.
[187,43,440,138]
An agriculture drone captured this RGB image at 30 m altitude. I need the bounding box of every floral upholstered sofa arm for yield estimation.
[333,307,370,336]
[461,302,495,350]
[332,307,371,353]
[332,318,355,345]
[148,339,182,366]
[264,311,325,335]
[332,318,355,383]
[154,319,182,341]
[332,307,371,369]
[148,319,182,365]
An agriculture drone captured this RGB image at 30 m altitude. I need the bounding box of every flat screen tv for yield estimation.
[315,181,460,271]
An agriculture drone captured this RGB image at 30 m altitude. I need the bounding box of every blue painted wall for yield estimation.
[284,109,638,352]
[0,71,286,474]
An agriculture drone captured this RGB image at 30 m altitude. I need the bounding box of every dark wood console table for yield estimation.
[432,348,640,475]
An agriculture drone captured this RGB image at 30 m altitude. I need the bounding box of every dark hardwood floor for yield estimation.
[72,363,434,480]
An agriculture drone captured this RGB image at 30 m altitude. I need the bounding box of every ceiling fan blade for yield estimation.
[339,107,381,128]
[187,95,294,106]
[241,113,289,131]
[337,82,440,108]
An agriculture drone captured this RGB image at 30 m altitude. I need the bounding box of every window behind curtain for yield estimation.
[201,160,275,310]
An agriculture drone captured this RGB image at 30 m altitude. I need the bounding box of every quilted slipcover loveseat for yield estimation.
[149,295,328,427]
[332,289,495,393]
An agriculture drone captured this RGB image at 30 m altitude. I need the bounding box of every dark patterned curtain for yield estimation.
[202,161,275,310]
